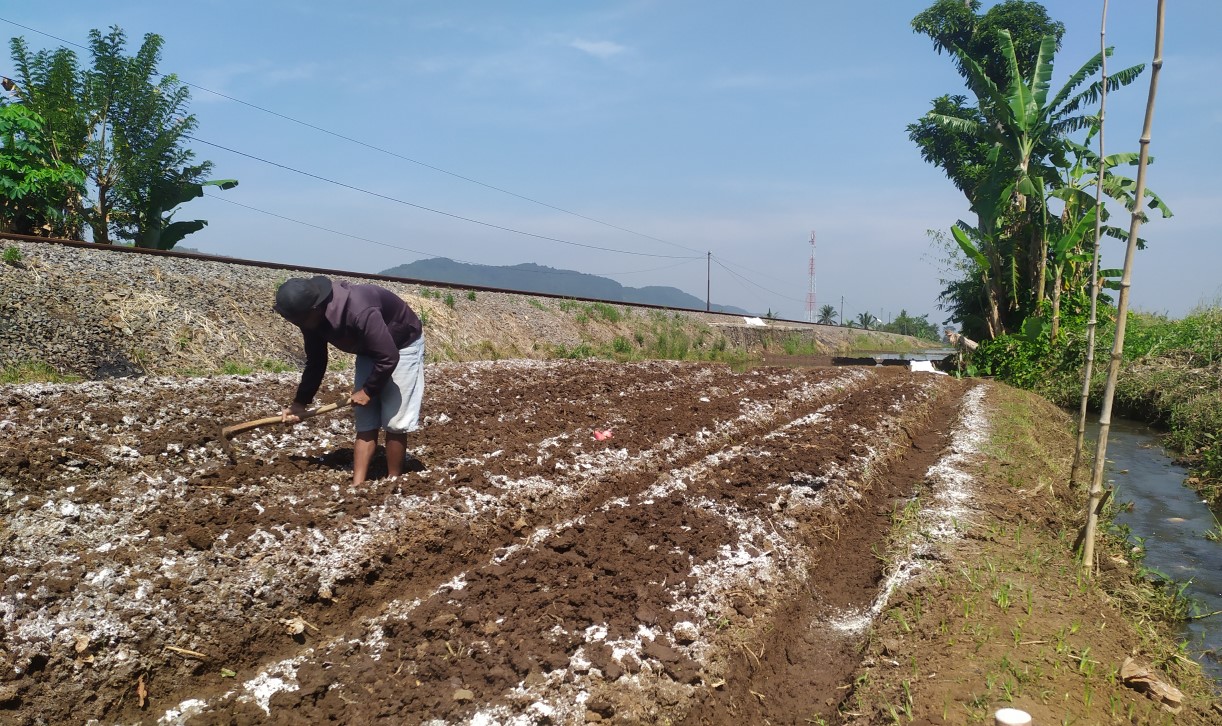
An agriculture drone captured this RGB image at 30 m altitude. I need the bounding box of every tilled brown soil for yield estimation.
[0,360,971,724]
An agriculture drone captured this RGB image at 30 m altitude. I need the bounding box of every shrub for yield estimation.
[219,361,254,375]
[781,334,818,356]
[477,340,500,359]
[3,246,21,265]
[972,307,1222,505]
[444,293,455,309]
[1123,309,1222,366]
[257,359,294,373]
[589,302,621,323]
[971,332,1051,389]
[553,343,593,359]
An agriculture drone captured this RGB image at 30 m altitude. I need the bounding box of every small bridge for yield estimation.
[832,347,959,369]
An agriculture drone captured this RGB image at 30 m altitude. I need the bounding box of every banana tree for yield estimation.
[926,30,1144,332]
[946,157,1015,338]
[1048,126,1172,341]
[1047,206,1097,342]
[134,177,237,250]
[1057,133,1172,228]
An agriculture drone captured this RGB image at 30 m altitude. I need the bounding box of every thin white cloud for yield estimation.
[192,61,322,102]
[261,62,321,84]
[569,38,628,59]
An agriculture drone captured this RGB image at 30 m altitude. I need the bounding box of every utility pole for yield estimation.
[805,231,816,322]
[840,296,844,327]
[706,252,710,312]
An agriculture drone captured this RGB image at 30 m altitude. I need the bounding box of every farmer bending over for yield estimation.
[274,275,424,486]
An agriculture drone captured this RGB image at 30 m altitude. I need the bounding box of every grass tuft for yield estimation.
[0,361,79,384]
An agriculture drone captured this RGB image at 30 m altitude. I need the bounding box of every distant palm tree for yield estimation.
[855,312,877,330]
[816,304,838,325]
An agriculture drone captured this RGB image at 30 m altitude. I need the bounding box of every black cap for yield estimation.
[275,276,332,317]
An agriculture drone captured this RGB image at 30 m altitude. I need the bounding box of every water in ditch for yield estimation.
[1089,417,1222,683]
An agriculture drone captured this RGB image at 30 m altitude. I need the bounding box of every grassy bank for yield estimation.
[971,306,1222,506]
[844,384,1219,724]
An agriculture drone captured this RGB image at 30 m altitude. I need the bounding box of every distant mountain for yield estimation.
[379,258,750,315]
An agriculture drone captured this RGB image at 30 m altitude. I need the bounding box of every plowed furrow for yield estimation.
[0,363,970,725]
[161,369,960,724]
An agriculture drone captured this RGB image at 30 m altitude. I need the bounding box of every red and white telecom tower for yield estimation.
[805,230,816,323]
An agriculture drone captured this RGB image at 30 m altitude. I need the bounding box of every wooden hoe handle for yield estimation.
[221,400,352,438]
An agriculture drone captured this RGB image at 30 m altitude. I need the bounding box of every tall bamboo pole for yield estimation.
[1070,0,1110,486]
[1083,0,1166,571]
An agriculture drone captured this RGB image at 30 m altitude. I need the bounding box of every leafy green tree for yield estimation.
[933,30,1140,310]
[5,41,89,237]
[913,0,1065,83]
[0,103,84,235]
[881,309,941,341]
[7,26,233,248]
[816,304,838,325]
[910,2,1065,339]
[912,1,1145,339]
[855,312,876,330]
[909,1,1065,202]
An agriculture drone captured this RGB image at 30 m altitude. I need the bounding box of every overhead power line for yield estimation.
[713,252,798,289]
[0,15,705,258]
[1,16,795,304]
[188,135,700,260]
[713,255,806,300]
[711,256,805,304]
[204,193,703,278]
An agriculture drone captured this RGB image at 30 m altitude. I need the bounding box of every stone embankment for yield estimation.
[0,237,913,379]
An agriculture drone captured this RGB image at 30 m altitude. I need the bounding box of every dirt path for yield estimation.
[0,361,977,724]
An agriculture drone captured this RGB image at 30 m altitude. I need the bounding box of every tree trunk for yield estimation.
[986,278,1003,339]
[1050,264,1063,342]
[1033,210,1048,309]
[984,242,1006,339]
[91,183,112,245]
[1083,0,1164,573]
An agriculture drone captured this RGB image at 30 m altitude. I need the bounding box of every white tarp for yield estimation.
[909,360,947,375]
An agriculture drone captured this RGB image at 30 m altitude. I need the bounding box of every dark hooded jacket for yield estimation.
[293,280,422,404]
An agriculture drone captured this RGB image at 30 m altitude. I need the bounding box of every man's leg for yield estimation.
[385,432,407,478]
[382,337,424,480]
[353,430,379,486]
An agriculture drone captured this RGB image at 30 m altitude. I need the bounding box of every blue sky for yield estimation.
[4,1,1219,323]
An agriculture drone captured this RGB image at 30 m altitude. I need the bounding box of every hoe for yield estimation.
[219,399,351,462]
